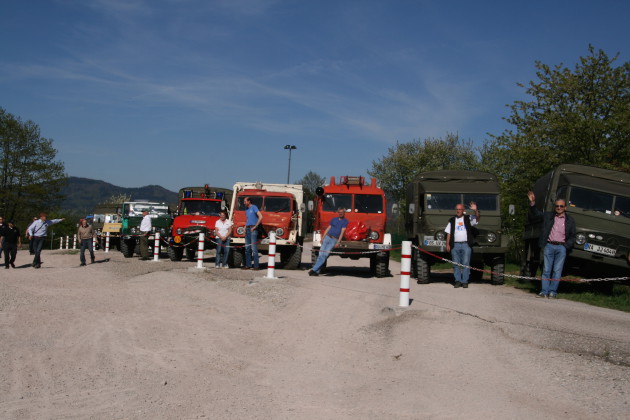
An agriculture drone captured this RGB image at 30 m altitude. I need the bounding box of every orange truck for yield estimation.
[311,176,391,277]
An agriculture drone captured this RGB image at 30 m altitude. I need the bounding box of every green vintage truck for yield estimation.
[522,164,630,279]
[405,170,510,284]
[119,201,173,258]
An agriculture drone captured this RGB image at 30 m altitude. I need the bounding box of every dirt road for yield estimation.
[1,247,628,419]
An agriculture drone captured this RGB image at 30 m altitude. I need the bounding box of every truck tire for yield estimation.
[120,239,135,258]
[282,246,302,270]
[415,250,431,284]
[490,257,505,285]
[374,251,389,278]
[185,246,196,261]
[230,248,244,268]
[168,246,183,261]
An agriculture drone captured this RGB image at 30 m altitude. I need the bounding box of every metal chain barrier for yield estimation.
[412,244,629,283]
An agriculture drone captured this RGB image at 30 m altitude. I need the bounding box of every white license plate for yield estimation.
[584,243,616,256]
[369,243,391,250]
[424,239,446,247]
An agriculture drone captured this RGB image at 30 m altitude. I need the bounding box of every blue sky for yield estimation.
[1,0,628,192]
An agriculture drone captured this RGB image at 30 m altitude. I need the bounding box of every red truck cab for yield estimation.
[312,176,391,277]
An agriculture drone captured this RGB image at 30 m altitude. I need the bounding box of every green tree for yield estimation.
[368,133,480,206]
[296,171,326,201]
[0,108,67,226]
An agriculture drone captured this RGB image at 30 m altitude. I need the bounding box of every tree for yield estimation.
[368,133,480,205]
[104,193,132,205]
[483,46,629,193]
[0,108,66,225]
[296,171,326,201]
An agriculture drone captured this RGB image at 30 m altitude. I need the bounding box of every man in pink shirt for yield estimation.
[528,191,577,298]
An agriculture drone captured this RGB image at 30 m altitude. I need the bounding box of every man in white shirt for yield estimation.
[139,210,152,260]
[444,202,479,288]
[214,210,233,268]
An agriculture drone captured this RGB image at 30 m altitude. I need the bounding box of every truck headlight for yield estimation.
[131,227,137,233]
[176,228,182,235]
[237,226,245,235]
[576,233,586,245]
[275,228,284,237]
[435,231,445,241]
[486,232,497,243]
[369,231,380,240]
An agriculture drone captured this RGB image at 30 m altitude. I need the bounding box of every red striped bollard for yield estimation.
[264,231,277,279]
[105,232,110,252]
[196,232,205,269]
[153,232,161,261]
[73,234,77,250]
[399,241,412,307]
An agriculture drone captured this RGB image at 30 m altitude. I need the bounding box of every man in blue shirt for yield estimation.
[309,208,349,276]
[243,197,263,270]
[27,213,64,268]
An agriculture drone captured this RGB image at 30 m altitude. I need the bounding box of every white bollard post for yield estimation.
[65,236,69,250]
[105,232,110,252]
[264,231,277,279]
[73,234,77,250]
[153,232,161,261]
[399,241,412,307]
[196,232,205,269]
[59,237,63,249]
[93,235,97,252]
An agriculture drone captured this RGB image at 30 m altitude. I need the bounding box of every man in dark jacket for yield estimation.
[1,220,21,269]
[527,191,577,298]
[445,202,480,288]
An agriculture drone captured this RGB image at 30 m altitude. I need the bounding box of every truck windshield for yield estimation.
[127,203,169,216]
[181,200,222,216]
[463,194,498,211]
[426,193,460,210]
[263,197,291,212]
[354,194,383,213]
[322,194,352,212]
[237,196,263,211]
[568,186,630,218]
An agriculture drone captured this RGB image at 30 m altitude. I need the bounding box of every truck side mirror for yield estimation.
[221,200,226,210]
[315,187,324,197]
[391,204,399,215]
[300,203,306,213]
[308,200,314,211]
[508,204,515,215]
[408,203,415,214]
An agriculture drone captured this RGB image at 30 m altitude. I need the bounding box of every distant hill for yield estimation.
[61,176,178,215]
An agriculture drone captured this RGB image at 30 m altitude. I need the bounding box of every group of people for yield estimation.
[441,192,575,298]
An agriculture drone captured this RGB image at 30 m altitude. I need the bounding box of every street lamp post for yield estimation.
[284,145,297,184]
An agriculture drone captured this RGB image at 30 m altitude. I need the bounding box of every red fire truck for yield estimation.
[311,176,391,277]
[167,185,232,261]
[228,182,305,269]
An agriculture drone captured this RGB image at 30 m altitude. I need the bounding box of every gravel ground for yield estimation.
[0,246,628,420]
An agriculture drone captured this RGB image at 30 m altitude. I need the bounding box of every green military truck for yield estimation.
[405,170,509,284]
[119,201,173,258]
[522,164,630,279]
[89,204,122,250]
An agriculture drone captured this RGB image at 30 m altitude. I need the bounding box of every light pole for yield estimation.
[284,145,296,184]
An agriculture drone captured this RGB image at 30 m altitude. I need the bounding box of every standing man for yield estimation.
[445,202,480,288]
[139,210,152,261]
[27,213,64,268]
[528,191,576,298]
[309,207,349,276]
[243,197,263,270]
[0,216,5,266]
[26,216,38,255]
[214,210,233,268]
[77,218,95,266]
[2,220,21,269]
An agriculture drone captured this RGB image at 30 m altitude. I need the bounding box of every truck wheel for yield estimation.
[415,250,431,284]
[374,251,389,278]
[120,240,135,258]
[230,248,244,268]
[185,247,196,261]
[168,246,183,261]
[282,246,302,270]
[490,257,505,285]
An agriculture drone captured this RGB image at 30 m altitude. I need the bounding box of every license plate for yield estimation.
[424,239,446,247]
[369,243,391,250]
[584,243,616,256]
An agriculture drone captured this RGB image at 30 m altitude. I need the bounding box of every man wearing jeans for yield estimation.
[445,202,479,288]
[309,208,349,276]
[528,191,576,298]
[27,213,64,268]
[242,197,263,270]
